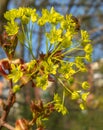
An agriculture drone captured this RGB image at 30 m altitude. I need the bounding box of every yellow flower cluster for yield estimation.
[59,62,75,79]
[80,30,93,61]
[81,30,91,44]
[4,7,93,86]
[46,28,62,44]
[42,58,59,75]
[54,94,68,115]
[4,7,92,63]
[61,14,76,32]
[4,7,38,35]
[5,21,19,36]
[38,7,64,25]
[4,7,93,113]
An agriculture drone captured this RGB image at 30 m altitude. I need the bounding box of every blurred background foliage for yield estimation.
[0,0,103,130]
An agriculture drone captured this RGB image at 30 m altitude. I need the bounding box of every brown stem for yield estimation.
[0,80,15,129]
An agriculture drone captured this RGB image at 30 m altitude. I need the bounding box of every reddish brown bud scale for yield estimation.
[36,126,44,130]
[0,31,18,59]
[15,119,29,130]
[0,64,8,78]
[30,101,42,112]
[1,60,10,70]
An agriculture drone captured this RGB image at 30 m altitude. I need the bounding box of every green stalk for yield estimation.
[62,46,83,56]
[21,23,36,59]
[58,78,72,94]
[62,90,65,105]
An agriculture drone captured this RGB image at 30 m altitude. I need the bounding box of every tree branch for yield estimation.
[0,77,15,129]
[89,26,103,34]
[0,120,14,130]
[0,0,10,33]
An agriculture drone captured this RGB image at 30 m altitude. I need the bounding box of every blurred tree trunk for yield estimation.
[0,0,10,33]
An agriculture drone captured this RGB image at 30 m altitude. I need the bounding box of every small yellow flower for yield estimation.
[61,14,76,32]
[82,81,90,90]
[38,9,49,26]
[49,7,64,24]
[42,58,59,75]
[4,9,18,21]
[81,92,89,101]
[36,75,48,90]
[61,31,73,48]
[75,57,87,72]
[18,7,25,17]
[46,28,62,44]
[71,91,80,100]
[4,21,19,35]
[81,30,91,43]
[21,15,30,24]
[79,103,85,110]
[31,13,38,22]
[84,44,93,53]
[85,53,92,62]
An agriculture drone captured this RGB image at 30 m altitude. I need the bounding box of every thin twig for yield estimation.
[0,83,15,129]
